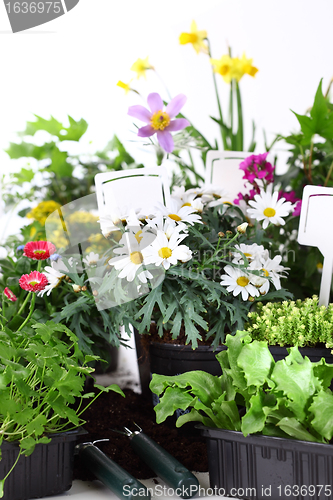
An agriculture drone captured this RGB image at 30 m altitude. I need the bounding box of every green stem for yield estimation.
[236,81,244,151]
[17,261,42,331]
[207,39,228,150]
[307,140,314,184]
[17,293,36,332]
[1,293,5,322]
[229,79,234,139]
[324,161,333,187]
[17,292,32,316]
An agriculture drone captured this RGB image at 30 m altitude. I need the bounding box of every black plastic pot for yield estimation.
[149,343,226,408]
[201,426,333,500]
[269,345,333,364]
[0,428,86,500]
[149,342,225,377]
[134,329,225,397]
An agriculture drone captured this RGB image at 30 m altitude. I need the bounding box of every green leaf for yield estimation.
[223,331,252,392]
[13,167,35,184]
[23,115,64,137]
[47,148,72,178]
[237,340,274,387]
[241,393,266,436]
[150,371,222,407]
[176,408,214,428]
[154,387,194,423]
[59,116,88,142]
[276,417,319,442]
[313,359,333,390]
[271,348,321,421]
[26,414,47,437]
[308,391,333,440]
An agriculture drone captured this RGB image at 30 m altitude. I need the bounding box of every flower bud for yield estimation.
[93,290,98,297]
[72,284,82,293]
[218,232,225,238]
[237,222,248,234]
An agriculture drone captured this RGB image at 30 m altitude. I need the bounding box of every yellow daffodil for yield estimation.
[211,53,258,83]
[130,56,154,79]
[240,53,258,78]
[117,80,132,94]
[179,20,208,54]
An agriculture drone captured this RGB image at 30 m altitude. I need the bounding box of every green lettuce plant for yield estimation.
[246,296,333,349]
[0,316,124,498]
[151,330,333,443]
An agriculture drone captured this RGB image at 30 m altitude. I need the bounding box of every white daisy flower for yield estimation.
[154,199,202,227]
[146,215,183,239]
[171,188,204,213]
[83,251,99,267]
[259,255,288,290]
[247,189,293,229]
[143,230,192,270]
[232,243,267,265]
[108,232,151,282]
[38,266,66,297]
[220,265,260,301]
[200,185,230,207]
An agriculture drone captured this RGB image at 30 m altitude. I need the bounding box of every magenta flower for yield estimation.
[128,93,190,153]
[240,153,275,186]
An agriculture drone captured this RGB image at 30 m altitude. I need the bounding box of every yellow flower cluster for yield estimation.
[210,53,258,83]
[27,200,61,225]
[179,20,258,83]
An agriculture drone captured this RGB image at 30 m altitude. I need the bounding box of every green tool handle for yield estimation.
[78,443,151,500]
[130,433,199,499]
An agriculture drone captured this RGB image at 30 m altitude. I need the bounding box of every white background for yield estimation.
[0,0,332,224]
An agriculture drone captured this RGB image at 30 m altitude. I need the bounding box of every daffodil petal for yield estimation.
[128,105,152,123]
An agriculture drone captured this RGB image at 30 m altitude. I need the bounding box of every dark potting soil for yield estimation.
[73,388,208,480]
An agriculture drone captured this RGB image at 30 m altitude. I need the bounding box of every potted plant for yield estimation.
[48,183,293,397]
[0,242,124,500]
[0,237,123,372]
[150,330,333,500]
[245,295,333,364]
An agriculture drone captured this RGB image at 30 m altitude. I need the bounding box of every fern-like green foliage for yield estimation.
[246,296,333,348]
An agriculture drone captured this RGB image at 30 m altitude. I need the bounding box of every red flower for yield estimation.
[23,241,56,260]
[3,287,17,302]
[19,271,48,293]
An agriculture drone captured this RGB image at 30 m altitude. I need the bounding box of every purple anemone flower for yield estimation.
[128,92,190,153]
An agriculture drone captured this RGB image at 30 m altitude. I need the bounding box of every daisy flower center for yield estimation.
[151,111,171,131]
[130,251,144,265]
[29,280,39,286]
[236,276,250,287]
[262,268,269,277]
[182,203,191,207]
[158,247,172,259]
[34,250,46,255]
[244,252,252,258]
[263,207,276,217]
[168,213,182,221]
